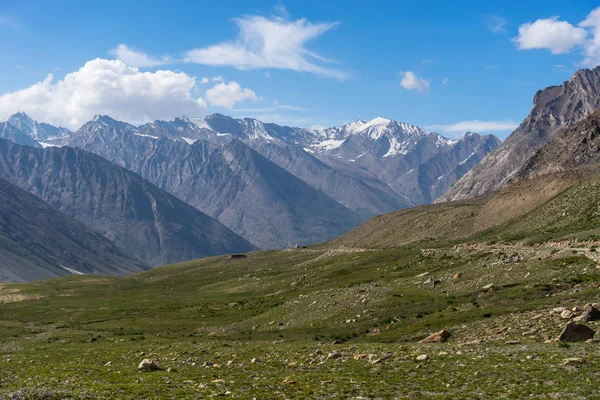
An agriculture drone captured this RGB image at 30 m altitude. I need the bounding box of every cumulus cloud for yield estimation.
[580,7,600,66]
[205,80,259,109]
[109,44,171,67]
[513,7,600,66]
[400,71,430,93]
[0,59,207,130]
[513,17,587,54]
[184,14,346,79]
[427,120,519,136]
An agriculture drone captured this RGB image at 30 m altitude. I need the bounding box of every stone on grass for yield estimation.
[482,284,494,290]
[558,322,595,342]
[563,357,586,365]
[138,359,160,372]
[419,330,450,343]
[560,310,575,319]
[580,305,600,322]
[415,354,428,362]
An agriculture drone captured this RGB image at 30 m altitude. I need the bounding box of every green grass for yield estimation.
[1,243,600,398]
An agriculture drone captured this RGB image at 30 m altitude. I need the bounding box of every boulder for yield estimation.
[138,359,160,372]
[558,322,595,342]
[580,305,600,322]
[419,330,451,343]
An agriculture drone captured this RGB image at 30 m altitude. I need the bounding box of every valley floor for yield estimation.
[1,241,600,398]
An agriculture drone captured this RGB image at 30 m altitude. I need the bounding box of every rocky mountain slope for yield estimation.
[439,66,600,203]
[0,138,255,266]
[513,110,600,182]
[0,121,40,148]
[66,116,363,249]
[3,112,499,247]
[201,114,500,205]
[0,179,147,283]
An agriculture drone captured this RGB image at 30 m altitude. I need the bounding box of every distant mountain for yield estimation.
[7,112,71,141]
[0,121,40,148]
[67,116,363,249]
[198,114,499,205]
[439,66,600,203]
[0,179,147,283]
[0,138,255,266]
[5,111,499,247]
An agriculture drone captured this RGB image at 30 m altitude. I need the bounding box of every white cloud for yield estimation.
[442,77,449,86]
[205,81,258,109]
[109,44,171,67]
[580,7,600,66]
[0,59,207,130]
[200,77,209,84]
[400,71,430,93]
[513,17,587,54]
[184,14,346,79]
[486,15,508,34]
[427,120,519,135]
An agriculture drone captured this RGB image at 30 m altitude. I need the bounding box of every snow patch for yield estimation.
[39,142,60,148]
[311,139,346,151]
[133,132,159,140]
[459,152,476,165]
[61,266,84,275]
[181,137,197,145]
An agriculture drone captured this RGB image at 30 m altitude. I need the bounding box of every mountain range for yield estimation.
[0,111,498,248]
[0,138,255,269]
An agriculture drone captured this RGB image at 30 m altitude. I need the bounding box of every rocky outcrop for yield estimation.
[439,66,600,203]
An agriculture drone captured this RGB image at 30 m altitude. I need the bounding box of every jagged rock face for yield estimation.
[7,112,71,141]
[67,119,363,249]
[0,138,255,267]
[439,66,600,203]
[0,122,40,148]
[0,179,147,283]
[512,110,600,181]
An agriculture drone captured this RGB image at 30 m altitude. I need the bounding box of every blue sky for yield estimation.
[1,0,600,138]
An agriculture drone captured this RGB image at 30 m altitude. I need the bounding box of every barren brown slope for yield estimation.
[328,172,577,249]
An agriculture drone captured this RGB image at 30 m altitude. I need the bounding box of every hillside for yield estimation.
[0,179,146,282]
[0,138,255,266]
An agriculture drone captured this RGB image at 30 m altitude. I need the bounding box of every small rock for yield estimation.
[560,310,575,319]
[327,351,341,359]
[482,283,494,290]
[251,358,261,364]
[138,359,160,372]
[415,354,428,362]
[452,273,462,279]
[552,307,568,314]
[419,329,451,343]
[558,322,596,342]
[104,361,112,367]
[585,339,599,344]
[282,378,296,385]
[563,357,586,365]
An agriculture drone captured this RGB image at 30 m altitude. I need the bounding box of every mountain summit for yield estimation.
[438,66,600,203]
